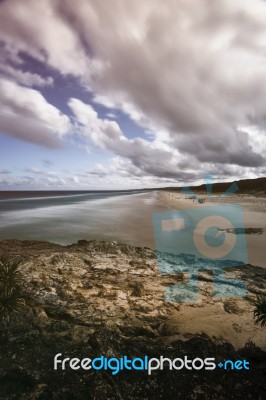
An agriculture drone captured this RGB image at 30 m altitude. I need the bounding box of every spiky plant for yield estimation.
[0,256,24,322]
[253,295,266,327]
[0,288,24,322]
[0,256,22,285]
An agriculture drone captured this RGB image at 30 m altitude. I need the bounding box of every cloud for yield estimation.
[88,163,108,177]
[0,168,10,174]
[0,42,54,87]
[69,98,191,179]
[0,0,101,81]
[0,64,54,87]
[0,175,67,188]
[0,78,71,147]
[24,167,57,177]
[69,98,266,182]
[64,0,266,168]
[1,0,266,185]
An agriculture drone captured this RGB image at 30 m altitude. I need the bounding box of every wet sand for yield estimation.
[0,191,168,247]
[1,190,265,269]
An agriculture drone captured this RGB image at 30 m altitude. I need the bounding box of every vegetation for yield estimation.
[253,295,266,327]
[0,256,24,322]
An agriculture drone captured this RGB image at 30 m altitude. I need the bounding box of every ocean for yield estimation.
[0,190,168,247]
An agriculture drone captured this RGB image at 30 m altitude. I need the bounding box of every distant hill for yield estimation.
[162,177,266,195]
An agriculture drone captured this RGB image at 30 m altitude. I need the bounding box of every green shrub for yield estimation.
[0,256,24,322]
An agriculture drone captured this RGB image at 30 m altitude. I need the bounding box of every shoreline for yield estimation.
[157,190,266,268]
[0,191,166,247]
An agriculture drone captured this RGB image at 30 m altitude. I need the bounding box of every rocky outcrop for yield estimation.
[0,239,265,399]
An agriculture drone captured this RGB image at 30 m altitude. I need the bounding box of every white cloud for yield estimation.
[0,175,66,188]
[0,64,54,87]
[69,98,191,179]
[0,78,71,147]
[88,163,108,177]
[1,0,266,184]
[0,0,102,82]
[69,98,266,183]
[24,167,56,177]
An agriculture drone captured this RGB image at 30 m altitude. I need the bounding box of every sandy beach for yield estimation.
[154,190,266,350]
[158,190,266,268]
[2,190,265,272]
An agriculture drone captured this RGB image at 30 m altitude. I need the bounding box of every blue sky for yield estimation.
[0,0,266,189]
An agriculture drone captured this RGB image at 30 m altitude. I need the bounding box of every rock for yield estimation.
[223,299,248,314]
[83,258,92,267]
[0,239,265,399]
[232,323,242,333]
[129,282,145,297]
[33,308,48,319]
[159,322,180,336]
[52,320,70,331]
[28,384,48,400]
[71,325,94,342]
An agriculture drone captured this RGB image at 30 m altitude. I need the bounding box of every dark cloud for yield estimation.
[175,130,264,167]
[77,0,266,167]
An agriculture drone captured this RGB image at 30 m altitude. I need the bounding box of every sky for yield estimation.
[0,0,266,190]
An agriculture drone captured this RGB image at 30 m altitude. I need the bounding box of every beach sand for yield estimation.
[158,190,266,268]
[155,190,266,349]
